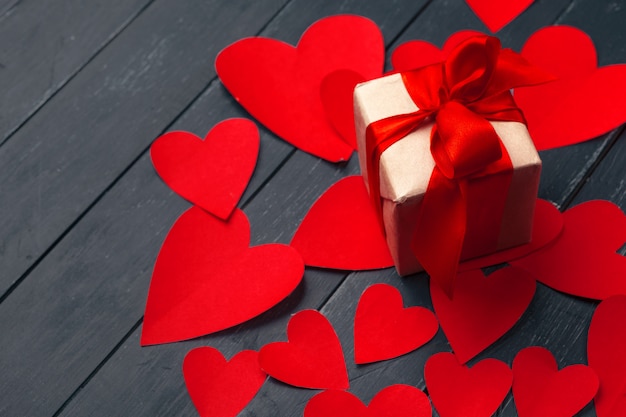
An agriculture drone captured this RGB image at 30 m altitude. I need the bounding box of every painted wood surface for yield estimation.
[0,0,624,416]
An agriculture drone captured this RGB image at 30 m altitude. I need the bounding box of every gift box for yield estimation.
[354,36,546,293]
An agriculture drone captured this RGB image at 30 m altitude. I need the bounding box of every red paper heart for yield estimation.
[216,15,384,162]
[588,295,626,417]
[512,346,598,417]
[150,119,259,220]
[320,70,366,150]
[141,207,304,345]
[304,385,432,417]
[459,198,563,271]
[511,200,626,300]
[465,0,534,33]
[425,352,512,417]
[431,267,535,364]
[259,309,349,390]
[291,176,394,270]
[354,283,438,364]
[515,26,626,151]
[391,30,484,72]
[183,347,266,417]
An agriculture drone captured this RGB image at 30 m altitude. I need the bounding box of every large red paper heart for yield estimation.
[512,346,598,417]
[431,267,535,364]
[320,70,366,150]
[465,0,534,33]
[291,176,394,270]
[515,26,626,151]
[425,352,512,417]
[304,385,432,417]
[216,15,384,162]
[354,283,438,364]
[511,200,626,300]
[391,30,484,72]
[588,295,626,417]
[150,119,259,220]
[141,207,304,345]
[183,347,266,417]
[259,309,349,390]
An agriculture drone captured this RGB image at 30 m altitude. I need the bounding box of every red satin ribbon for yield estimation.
[365,36,553,297]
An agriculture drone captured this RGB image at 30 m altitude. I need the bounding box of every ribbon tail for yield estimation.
[411,172,468,298]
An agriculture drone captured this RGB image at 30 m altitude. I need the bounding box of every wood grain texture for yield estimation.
[1,0,625,416]
[0,0,152,146]
[0,1,290,414]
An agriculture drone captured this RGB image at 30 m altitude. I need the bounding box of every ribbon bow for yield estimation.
[365,35,553,297]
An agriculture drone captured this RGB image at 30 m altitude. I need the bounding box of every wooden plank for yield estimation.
[572,127,626,207]
[0,0,287,298]
[0,0,152,145]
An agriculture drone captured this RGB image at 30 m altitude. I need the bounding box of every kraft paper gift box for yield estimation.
[354,72,542,277]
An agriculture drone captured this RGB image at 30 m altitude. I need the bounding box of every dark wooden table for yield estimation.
[1,0,624,416]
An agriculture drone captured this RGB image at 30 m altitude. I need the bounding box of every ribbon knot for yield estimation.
[364,35,553,297]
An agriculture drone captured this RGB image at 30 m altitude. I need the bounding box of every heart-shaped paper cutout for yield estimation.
[320,70,366,150]
[425,352,512,417]
[465,0,534,33]
[459,198,563,271]
[515,26,626,151]
[354,283,438,364]
[588,295,626,417]
[141,207,304,345]
[259,309,349,390]
[291,176,394,270]
[304,385,432,417]
[183,347,266,417]
[216,15,384,162]
[512,346,598,417]
[391,30,484,72]
[431,267,536,364]
[150,118,259,220]
[511,200,626,300]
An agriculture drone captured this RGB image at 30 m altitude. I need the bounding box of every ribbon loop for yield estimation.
[432,101,502,180]
[445,36,500,102]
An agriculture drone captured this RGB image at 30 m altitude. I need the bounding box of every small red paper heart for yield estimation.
[512,346,598,417]
[515,26,626,151]
[588,295,626,417]
[150,119,258,219]
[391,30,484,72]
[216,15,384,162]
[459,198,563,271]
[304,385,432,417]
[150,119,259,220]
[320,70,366,150]
[431,267,535,364]
[183,347,266,417]
[511,200,626,300]
[259,309,349,390]
[141,207,304,345]
[425,352,512,417]
[465,0,534,33]
[354,283,438,364]
[291,176,394,271]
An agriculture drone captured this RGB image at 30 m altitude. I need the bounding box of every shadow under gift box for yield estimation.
[354,73,541,276]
